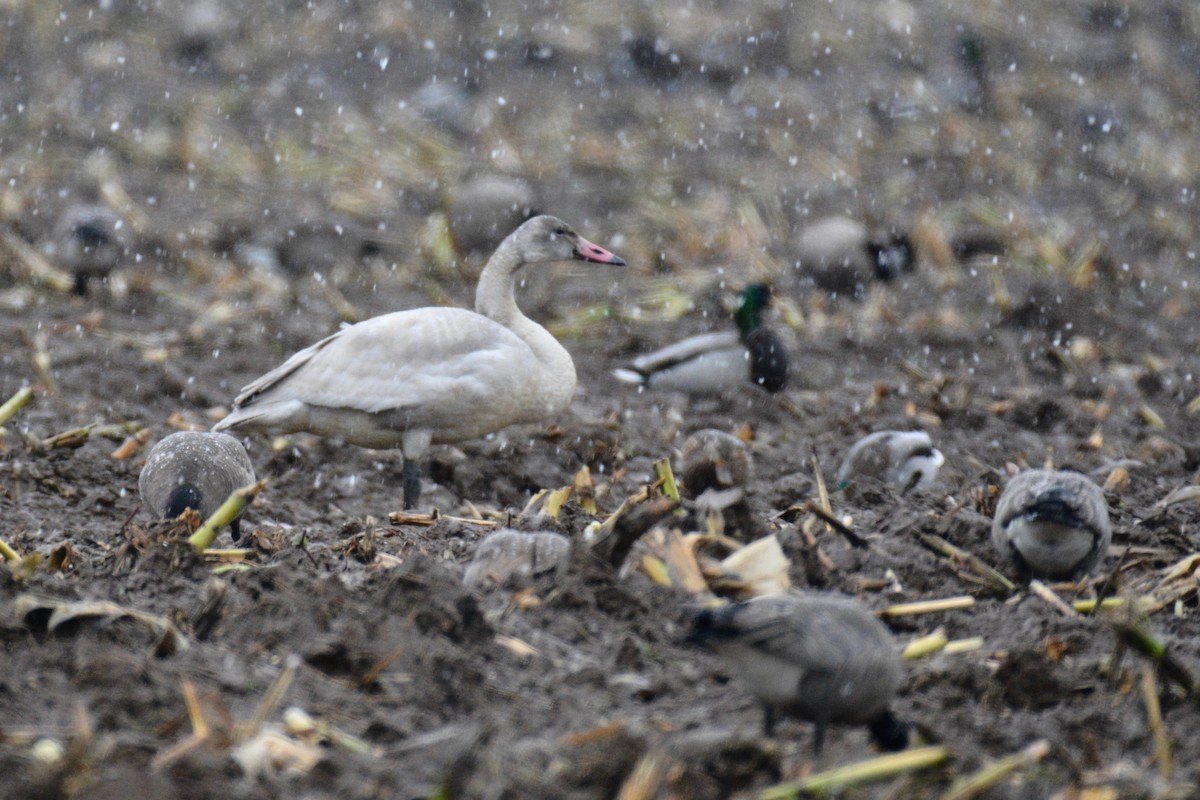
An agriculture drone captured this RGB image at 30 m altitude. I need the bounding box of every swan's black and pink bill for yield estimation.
[573,237,626,265]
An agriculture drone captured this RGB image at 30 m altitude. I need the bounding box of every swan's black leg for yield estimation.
[402,458,422,510]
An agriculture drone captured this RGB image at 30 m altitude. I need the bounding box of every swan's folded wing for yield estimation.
[630,330,741,374]
[231,308,525,414]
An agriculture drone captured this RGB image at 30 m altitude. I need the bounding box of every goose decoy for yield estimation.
[53,204,128,296]
[446,175,537,257]
[836,431,944,493]
[138,431,256,541]
[214,215,625,510]
[689,594,908,754]
[795,216,914,298]
[679,428,752,498]
[991,468,1111,580]
[613,284,789,395]
[462,529,572,588]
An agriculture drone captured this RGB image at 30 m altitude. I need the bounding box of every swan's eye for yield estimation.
[553,226,568,236]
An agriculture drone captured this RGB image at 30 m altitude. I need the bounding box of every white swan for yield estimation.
[214,215,625,508]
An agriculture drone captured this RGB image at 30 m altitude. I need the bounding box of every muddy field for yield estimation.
[2,0,1200,797]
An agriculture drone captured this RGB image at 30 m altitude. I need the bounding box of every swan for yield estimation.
[613,283,789,394]
[139,431,257,541]
[689,593,908,754]
[214,215,625,509]
[992,468,1111,580]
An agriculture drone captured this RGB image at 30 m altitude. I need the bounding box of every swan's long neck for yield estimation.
[475,244,577,403]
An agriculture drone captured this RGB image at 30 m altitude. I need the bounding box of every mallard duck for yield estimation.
[613,283,789,394]
[837,431,944,493]
[689,593,908,753]
[992,469,1111,580]
[138,431,256,541]
[214,215,625,510]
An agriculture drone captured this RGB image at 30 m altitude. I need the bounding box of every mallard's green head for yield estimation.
[734,283,772,334]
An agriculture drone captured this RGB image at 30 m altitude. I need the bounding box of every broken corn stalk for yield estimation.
[0,538,20,563]
[902,629,949,660]
[759,746,950,799]
[189,479,268,552]
[652,457,680,502]
[940,739,1050,800]
[0,386,34,427]
[882,596,975,617]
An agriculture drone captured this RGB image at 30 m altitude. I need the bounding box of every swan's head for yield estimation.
[506,215,626,266]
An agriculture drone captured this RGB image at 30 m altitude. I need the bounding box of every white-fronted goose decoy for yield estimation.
[613,283,789,395]
[795,216,914,298]
[214,215,625,509]
[139,431,256,541]
[992,468,1111,580]
[836,431,944,493]
[690,593,908,754]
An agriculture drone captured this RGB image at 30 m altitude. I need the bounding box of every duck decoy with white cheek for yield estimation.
[613,283,789,395]
[795,216,914,299]
[53,204,129,296]
[139,431,256,541]
[214,215,625,510]
[991,468,1111,580]
[837,430,944,493]
[689,593,908,754]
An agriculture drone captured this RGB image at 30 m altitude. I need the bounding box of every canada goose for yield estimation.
[992,468,1111,580]
[837,431,944,493]
[613,283,789,395]
[689,593,908,754]
[214,215,625,510]
[138,431,256,541]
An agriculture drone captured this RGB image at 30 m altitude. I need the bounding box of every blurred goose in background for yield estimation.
[613,283,789,395]
[795,215,914,298]
[689,593,908,754]
[837,431,944,493]
[679,428,752,498]
[139,431,256,541]
[53,204,128,296]
[214,215,625,510]
[446,175,537,257]
[463,529,572,588]
[992,468,1111,580]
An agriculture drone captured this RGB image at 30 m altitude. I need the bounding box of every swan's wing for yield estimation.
[230,329,343,406]
[231,308,525,414]
[630,330,742,374]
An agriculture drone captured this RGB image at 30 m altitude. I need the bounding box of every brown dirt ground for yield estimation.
[2,1,1200,798]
